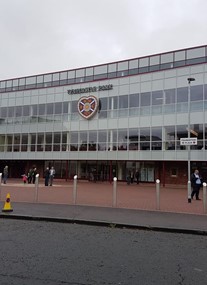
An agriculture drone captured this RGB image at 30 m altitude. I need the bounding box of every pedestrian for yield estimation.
[135,170,140,184]
[27,168,33,183]
[191,169,202,200]
[3,165,8,184]
[126,172,131,185]
[130,170,134,184]
[49,166,55,186]
[44,167,50,186]
[32,167,37,184]
[22,174,27,184]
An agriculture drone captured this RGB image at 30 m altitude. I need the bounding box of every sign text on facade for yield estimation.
[180,138,197,145]
[67,84,113,95]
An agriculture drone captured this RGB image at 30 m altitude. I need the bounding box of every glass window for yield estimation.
[37,133,45,151]
[108,63,117,72]
[63,102,69,114]
[31,105,38,116]
[15,106,22,117]
[98,130,107,151]
[151,127,162,150]
[86,67,93,76]
[129,93,139,107]
[38,104,46,115]
[62,132,67,151]
[71,101,77,113]
[1,107,7,118]
[60,72,67,80]
[152,90,163,105]
[44,74,52,82]
[174,50,185,61]
[109,97,118,109]
[139,57,149,67]
[54,102,62,114]
[149,55,160,66]
[141,92,151,106]
[165,89,176,104]
[19,78,26,86]
[21,134,28,152]
[129,59,138,69]
[177,87,188,103]
[7,107,14,117]
[46,103,54,115]
[53,133,61,151]
[99,97,107,110]
[94,65,107,74]
[190,85,203,101]
[23,105,30,116]
[187,47,205,59]
[13,135,20,152]
[89,131,97,151]
[37,75,43,83]
[161,53,173,63]
[6,80,12,87]
[140,128,150,150]
[70,132,78,151]
[98,131,107,142]
[118,61,128,71]
[68,70,75,79]
[53,73,59,81]
[118,129,127,150]
[31,134,36,151]
[26,76,36,85]
[164,126,175,150]
[128,128,138,150]
[119,95,128,109]
[76,69,85,78]
[79,132,87,151]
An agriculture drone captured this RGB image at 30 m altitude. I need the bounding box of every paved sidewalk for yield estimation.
[0,179,207,235]
[1,202,207,235]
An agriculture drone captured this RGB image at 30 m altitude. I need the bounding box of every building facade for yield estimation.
[0,45,207,184]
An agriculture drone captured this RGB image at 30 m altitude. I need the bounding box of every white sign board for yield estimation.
[180,138,197,145]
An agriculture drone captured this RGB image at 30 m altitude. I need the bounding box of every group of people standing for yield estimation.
[44,166,55,186]
[126,170,140,185]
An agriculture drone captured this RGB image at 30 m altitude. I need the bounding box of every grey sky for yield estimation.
[0,0,206,80]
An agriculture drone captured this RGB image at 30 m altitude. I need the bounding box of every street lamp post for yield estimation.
[187,77,195,203]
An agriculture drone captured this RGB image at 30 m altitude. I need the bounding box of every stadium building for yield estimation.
[0,45,207,184]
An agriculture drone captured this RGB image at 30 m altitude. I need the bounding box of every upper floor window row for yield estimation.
[0,46,207,93]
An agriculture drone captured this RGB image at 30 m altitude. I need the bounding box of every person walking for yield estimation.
[44,167,50,186]
[3,165,8,184]
[32,167,37,184]
[191,169,202,200]
[49,166,55,186]
[135,170,140,184]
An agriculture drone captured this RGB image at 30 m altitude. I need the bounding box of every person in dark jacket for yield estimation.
[44,167,50,186]
[191,169,202,200]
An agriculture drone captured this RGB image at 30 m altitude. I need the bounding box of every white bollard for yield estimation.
[0,173,2,201]
[73,175,78,205]
[35,174,39,203]
[156,179,160,210]
[187,180,192,203]
[112,177,117,207]
[203,182,207,214]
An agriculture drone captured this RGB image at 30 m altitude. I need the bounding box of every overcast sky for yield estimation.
[0,0,206,80]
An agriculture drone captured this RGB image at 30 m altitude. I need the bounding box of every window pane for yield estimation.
[152,91,163,105]
[191,85,203,101]
[165,89,176,104]
[177,87,188,103]
[129,93,139,107]
[141,92,151,106]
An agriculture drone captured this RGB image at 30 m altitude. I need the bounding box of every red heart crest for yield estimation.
[77,96,99,119]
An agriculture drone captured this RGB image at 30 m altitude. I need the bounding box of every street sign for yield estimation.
[180,138,197,145]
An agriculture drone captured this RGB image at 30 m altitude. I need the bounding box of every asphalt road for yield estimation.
[0,219,207,285]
